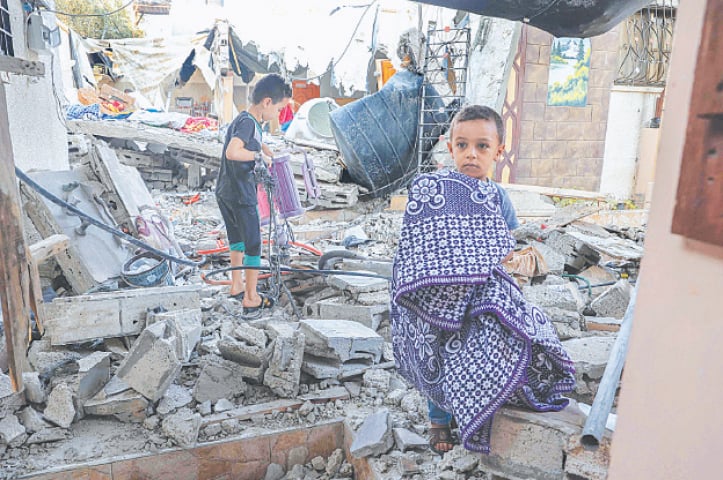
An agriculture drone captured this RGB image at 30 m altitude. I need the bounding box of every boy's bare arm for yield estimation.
[225,137,256,162]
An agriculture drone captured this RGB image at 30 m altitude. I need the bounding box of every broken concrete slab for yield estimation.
[393,427,428,452]
[544,230,601,273]
[156,384,193,416]
[590,280,632,319]
[26,427,68,445]
[43,383,75,428]
[0,372,26,416]
[161,407,201,447]
[148,308,202,363]
[218,336,268,384]
[566,231,644,261]
[350,409,394,458]
[0,414,25,445]
[42,285,200,345]
[21,372,45,404]
[193,358,248,403]
[300,320,383,364]
[327,272,389,294]
[522,282,585,313]
[507,190,556,217]
[116,320,182,402]
[77,351,111,403]
[232,323,268,349]
[18,407,50,434]
[83,389,149,423]
[528,240,566,276]
[562,336,616,381]
[27,338,82,379]
[263,329,305,398]
[314,297,388,330]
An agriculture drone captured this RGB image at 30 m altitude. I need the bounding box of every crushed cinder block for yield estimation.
[528,240,566,276]
[218,336,268,383]
[19,407,50,434]
[116,320,182,401]
[162,407,201,447]
[157,384,193,416]
[590,280,632,319]
[193,357,247,403]
[22,372,45,404]
[148,308,202,362]
[84,389,149,423]
[393,427,428,452]
[77,351,111,403]
[315,297,388,330]
[26,427,68,444]
[232,323,268,349]
[0,414,26,445]
[327,272,389,294]
[522,282,584,313]
[544,230,601,273]
[350,409,394,458]
[263,329,305,398]
[363,369,391,391]
[44,383,75,428]
[562,337,616,382]
[300,320,384,379]
[27,338,82,379]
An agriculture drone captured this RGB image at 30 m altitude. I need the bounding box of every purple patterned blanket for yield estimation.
[391,170,576,453]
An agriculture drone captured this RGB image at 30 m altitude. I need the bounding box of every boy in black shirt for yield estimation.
[215,73,292,316]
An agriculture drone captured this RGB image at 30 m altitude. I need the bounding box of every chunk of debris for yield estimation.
[300,320,384,379]
[218,335,268,383]
[43,383,75,428]
[314,297,388,330]
[116,320,182,401]
[0,414,26,445]
[263,329,305,398]
[393,427,429,452]
[544,230,601,273]
[21,372,45,404]
[77,351,111,403]
[193,357,247,403]
[148,308,202,362]
[18,407,50,434]
[161,407,201,447]
[590,280,632,319]
[327,272,389,294]
[83,389,149,423]
[350,409,394,458]
[156,384,193,416]
[26,427,68,445]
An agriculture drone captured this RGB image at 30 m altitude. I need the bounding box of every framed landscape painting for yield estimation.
[547,37,591,107]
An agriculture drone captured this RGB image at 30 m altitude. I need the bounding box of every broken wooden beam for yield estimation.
[42,285,201,345]
[29,234,70,263]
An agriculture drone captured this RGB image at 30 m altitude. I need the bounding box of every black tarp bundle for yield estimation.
[413,0,651,37]
[202,26,284,84]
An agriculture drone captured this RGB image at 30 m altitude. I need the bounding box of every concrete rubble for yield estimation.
[0,131,646,480]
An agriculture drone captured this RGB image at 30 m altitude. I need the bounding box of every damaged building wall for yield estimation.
[513,25,620,192]
[608,0,723,477]
[3,1,69,172]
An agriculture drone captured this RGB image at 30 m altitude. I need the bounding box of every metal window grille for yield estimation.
[615,0,677,87]
[0,0,13,57]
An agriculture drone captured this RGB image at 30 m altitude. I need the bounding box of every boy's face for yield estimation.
[260,97,290,122]
[447,118,505,181]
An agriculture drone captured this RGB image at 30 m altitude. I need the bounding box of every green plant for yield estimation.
[55,0,144,39]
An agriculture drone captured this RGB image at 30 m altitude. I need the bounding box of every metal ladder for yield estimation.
[415,20,471,175]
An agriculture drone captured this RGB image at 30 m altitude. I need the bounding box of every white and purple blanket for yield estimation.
[391,170,576,453]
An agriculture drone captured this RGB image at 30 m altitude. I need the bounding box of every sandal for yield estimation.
[241,293,275,318]
[428,424,458,456]
[229,291,244,301]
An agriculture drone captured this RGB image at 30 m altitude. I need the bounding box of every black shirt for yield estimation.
[215,111,262,204]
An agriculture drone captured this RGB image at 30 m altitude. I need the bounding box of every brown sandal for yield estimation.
[429,424,458,455]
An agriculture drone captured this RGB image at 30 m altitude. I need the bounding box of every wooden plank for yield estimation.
[0,55,45,76]
[29,234,70,263]
[0,82,36,392]
[42,285,201,345]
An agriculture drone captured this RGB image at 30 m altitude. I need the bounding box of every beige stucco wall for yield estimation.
[607,0,723,477]
[4,0,69,172]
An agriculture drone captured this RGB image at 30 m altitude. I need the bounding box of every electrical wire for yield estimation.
[204,265,391,281]
[15,166,206,268]
[40,0,135,18]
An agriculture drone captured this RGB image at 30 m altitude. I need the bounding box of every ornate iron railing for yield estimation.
[615,0,677,87]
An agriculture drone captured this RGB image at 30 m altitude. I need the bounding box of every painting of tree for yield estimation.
[547,37,591,107]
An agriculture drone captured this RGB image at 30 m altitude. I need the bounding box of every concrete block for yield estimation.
[264,320,298,341]
[350,409,394,458]
[564,434,611,480]
[161,407,201,447]
[562,336,616,380]
[27,427,68,444]
[590,280,632,319]
[103,375,131,397]
[0,372,26,416]
[84,389,149,423]
[508,191,556,218]
[355,290,392,306]
[77,351,111,403]
[393,427,428,452]
[193,358,248,403]
[363,368,391,391]
[42,285,200,345]
[214,398,234,413]
[148,308,202,362]
[22,372,45,404]
[522,282,585,312]
[19,407,50,434]
[43,383,76,428]
[157,384,193,416]
[232,323,268,349]
[315,297,388,330]
[529,240,566,275]
[327,272,388,294]
[263,329,305,398]
[0,414,25,445]
[300,319,383,364]
[218,336,268,383]
[27,338,82,379]
[116,321,182,401]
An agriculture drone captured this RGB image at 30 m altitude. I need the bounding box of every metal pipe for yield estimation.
[581,285,637,448]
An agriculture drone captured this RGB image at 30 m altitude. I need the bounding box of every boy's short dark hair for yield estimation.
[251,73,292,105]
[449,105,505,144]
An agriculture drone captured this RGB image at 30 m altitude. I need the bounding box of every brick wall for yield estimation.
[513,26,620,191]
